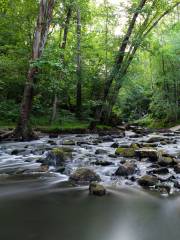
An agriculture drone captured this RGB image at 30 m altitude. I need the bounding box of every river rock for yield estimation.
[43,147,73,166]
[62,140,76,145]
[101,136,114,142]
[40,164,49,172]
[146,136,165,143]
[173,180,180,189]
[115,162,136,176]
[93,160,113,166]
[138,175,158,187]
[158,156,175,166]
[49,133,58,139]
[148,167,169,175]
[11,149,25,155]
[56,166,65,174]
[47,140,57,145]
[69,168,101,183]
[111,142,119,148]
[174,163,180,173]
[135,148,160,162]
[115,144,139,158]
[95,149,107,155]
[89,182,106,196]
[141,143,158,148]
[155,183,171,194]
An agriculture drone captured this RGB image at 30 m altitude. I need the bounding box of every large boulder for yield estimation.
[69,168,101,183]
[115,162,136,176]
[89,182,106,196]
[138,175,158,187]
[135,148,160,162]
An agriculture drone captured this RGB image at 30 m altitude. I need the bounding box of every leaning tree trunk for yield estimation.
[14,0,56,140]
[76,7,82,119]
[98,0,179,124]
[94,0,148,123]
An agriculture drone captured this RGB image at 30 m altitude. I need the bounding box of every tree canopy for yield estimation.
[0,0,180,138]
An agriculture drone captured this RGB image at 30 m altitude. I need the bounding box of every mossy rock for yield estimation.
[69,168,101,183]
[89,182,106,196]
[158,156,174,166]
[45,147,73,167]
[115,143,140,158]
[115,147,136,158]
[135,148,160,162]
[62,140,76,145]
[138,175,158,187]
[130,143,140,150]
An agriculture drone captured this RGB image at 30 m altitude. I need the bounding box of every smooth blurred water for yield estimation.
[0,132,180,240]
[0,181,180,240]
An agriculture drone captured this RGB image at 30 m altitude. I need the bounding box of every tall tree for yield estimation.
[98,0,180,123]
[51,5,72,123]
[76,7,82,118]
[14,0,56,140]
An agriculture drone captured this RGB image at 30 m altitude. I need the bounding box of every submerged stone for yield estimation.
[89,182,106,196]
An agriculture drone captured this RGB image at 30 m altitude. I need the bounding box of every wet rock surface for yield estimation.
[0,126,180,195]
[89,182,106,196]
[69,168,101,183]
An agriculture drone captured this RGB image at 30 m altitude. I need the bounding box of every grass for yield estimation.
[0,117,112,133]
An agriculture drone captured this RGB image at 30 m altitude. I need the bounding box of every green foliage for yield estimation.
[0,100,19,124]
[0,0,179,129]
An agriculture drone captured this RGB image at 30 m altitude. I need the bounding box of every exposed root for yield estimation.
[0,129,39,142]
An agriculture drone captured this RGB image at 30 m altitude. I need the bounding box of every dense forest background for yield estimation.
[0,0,180,133]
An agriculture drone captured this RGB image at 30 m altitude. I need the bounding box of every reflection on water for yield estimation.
[0,182,180,240]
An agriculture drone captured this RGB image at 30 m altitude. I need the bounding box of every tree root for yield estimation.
[0,129,39,142]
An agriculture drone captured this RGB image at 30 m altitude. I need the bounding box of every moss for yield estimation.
[89,182,106,196]
[70,168,101,183]
[52,147,72,160]
[115,147,136,158]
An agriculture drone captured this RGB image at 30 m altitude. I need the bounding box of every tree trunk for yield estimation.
[76,7,82,119]
[94,0,147,123]
[51,94,58,124]
[51,6,72,123]
[98,1,180,124]
[14,0,56,140]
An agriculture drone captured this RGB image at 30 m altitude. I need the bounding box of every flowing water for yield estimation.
[0,130,180,240]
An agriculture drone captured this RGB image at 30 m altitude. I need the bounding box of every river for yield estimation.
[0,129,180,240]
